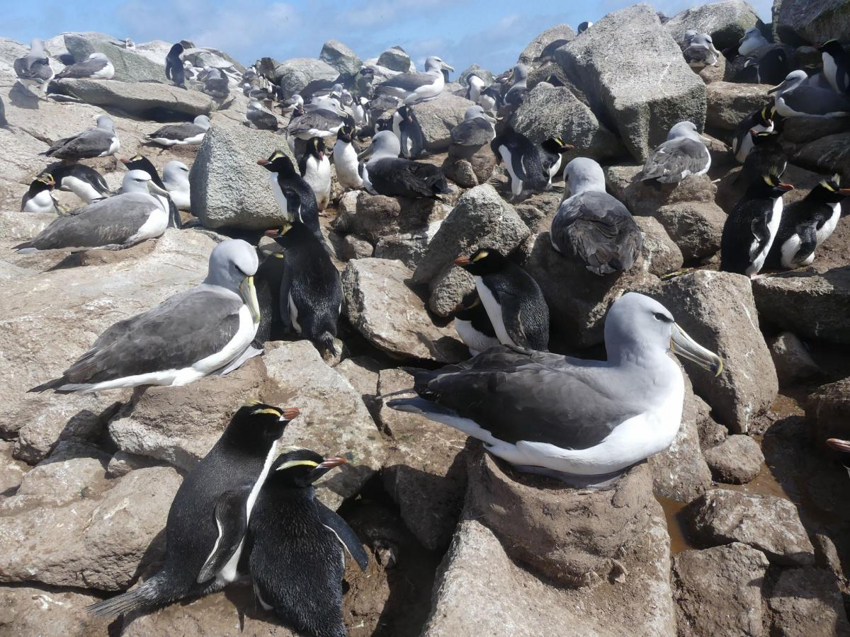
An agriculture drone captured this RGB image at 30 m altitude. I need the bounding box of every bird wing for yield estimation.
[551,192,642,274]
[148,123,203,140]
[47,129,113,158]
[369,158,447,198]
[287,109,341,135]
[380,72,434,91]
[642,138,707,182]
[451,119,494,146]
[56,57,108,79]
[783,87,850,116]
[196,486,252,584]
[749,208,775,260]
[316,501,369,572]
[59,288,244,385]
[396,346,642,450]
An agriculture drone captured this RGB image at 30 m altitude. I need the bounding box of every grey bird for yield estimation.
[55,52,115,80]
[14,170,171,253]
[146,115,211,146]
[29,239,262,393]
[42,115,120,161]
[738,27,769,57]
[682,33,720,67]
[376,56,455,104]
[641,121,711,183]
[552,158,642,275]
[504,64,529,107]
[450,105,496,147]
[246,100,279,130]
[769,70,850,118]
[163,161,191,211]
[14,38,54,92]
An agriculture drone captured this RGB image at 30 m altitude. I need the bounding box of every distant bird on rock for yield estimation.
[55,53,114,80]
[246,100,278,130]
[376,56,454,104]
[42,115,120,161]
[490,126,548,200]
[641,121,711,184]
[165,42,186,88]
[201,67,230,99]
[14,38,54,93]
[504,64,529,108]
[146,115,211,146]
[682,32,720,67]
[332,124,365,191]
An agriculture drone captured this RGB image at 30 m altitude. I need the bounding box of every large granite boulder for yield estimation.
[63,33,166,83]
[50,78,214,117]
[320,40,362,78]
[332,190,448,244]
[706,82,772,131]
[273,58,339,99]
[377,46,413,73]
[773,0,850,45]
[518,24,576,65]
[412,92,475,152]
[665,1,764,50]
[0,585,107,636]
[190,123,295,229]
[556,4,706,162]
[791,133,850,182]
[766,567,850,636]
[806,377,850,443]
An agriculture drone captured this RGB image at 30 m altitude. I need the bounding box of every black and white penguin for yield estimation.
[577,21,593,34]
[298,138,332,212]
[819,40,850,95]
[490,126,548,200]
[258,151,323,242]
[736,128,787,186]
[21,174,59,214]
[732,105,775,163]
[454,248,549,351]
[165,42,185,88]
[552,157,643,276]
[453,291,500,356]
[720,173,793,278]
[271,218,342,356]
[766,175,850,270]
[121,154,182,228]
[332,124,365,191]
[88,402,301,618]
[246,449,368,637]
[42,163,110,204]
[641,121,711,183]
[395,105,426,159]
[539,136,575,187]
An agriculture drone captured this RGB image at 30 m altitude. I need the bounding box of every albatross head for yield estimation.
[205,239,261,324]
[121,169,171,199]
[605,293,723,376]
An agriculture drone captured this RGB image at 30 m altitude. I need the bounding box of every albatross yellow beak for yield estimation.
[239,275,261,324]
[670,323,723,377]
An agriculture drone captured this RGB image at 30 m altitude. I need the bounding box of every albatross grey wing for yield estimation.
[782,87,850,116]
[451,119,494,146]
[287,109,343,135]
[401,347,642,450]
[45,129,114,159]
[148,123,204,141]
[379,72,434,92]
[56,57,109,79]
[642,138,708,183]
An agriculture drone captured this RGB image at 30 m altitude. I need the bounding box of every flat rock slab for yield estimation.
[51,78,214,117]
[64,33,167,83]
[706,82,772,131]
[0,585,109,637]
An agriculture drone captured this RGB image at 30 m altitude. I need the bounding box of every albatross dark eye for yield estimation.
[653,312,673,323]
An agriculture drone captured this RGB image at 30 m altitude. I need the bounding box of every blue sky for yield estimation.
[4,0,773,74]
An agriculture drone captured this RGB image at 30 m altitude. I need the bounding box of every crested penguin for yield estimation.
[166,42,186,88]
[490,127,548,200]
[21,174,59,214]
[271,218,342,356]
[721,173,793,278]
[453,291,500,356]
[539,137,575,187]
[819,40,849,95]
[736,128,787,188]
[258,151,323,242]
[395,105,426,159]
[42,163,110,204]
[732,105,775,163]
[766,175,850,270]
[120,154,182,228]
[454,248,549,351]
[88,402,301,618]
[247,450,368,637]
[332,124,365,191]
[299,138,332,212]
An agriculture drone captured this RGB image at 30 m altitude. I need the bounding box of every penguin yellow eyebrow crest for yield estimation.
[252,408,282,417]
[277,460,320,471]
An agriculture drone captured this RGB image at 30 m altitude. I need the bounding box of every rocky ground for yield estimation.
[1,0,850,635]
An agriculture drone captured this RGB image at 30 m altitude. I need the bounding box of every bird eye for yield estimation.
[653,312,673,323]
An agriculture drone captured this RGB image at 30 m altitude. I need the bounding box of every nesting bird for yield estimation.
[681,32,720,67]
[450,105,496,149]
[504,64,529,107]
[42,115,120,161]
[29,239,262,392]
[163,160,191,211]
[246,100,279,130]
[377,56,454,104]
[359,130,449,199]
[41,163,110,204]
[769,70,850,118]
[13,38,54,93]
[452,291,500,356]
[641,121,711,184]
[552,158,642,276]
[120,154,182,228]
[738,27,770,57]
[146,115,211,146]
[55,52,114,80]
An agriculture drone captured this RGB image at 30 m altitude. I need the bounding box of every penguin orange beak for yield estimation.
[777,182,794,192]
[264,228,280,237]
[120,158,130,165]
[318,456,347,469]
[561,143,575,152]
[257,158,269,166]
[827,438,850,453]
[839,188,850,196]
[454,256,471,267]
[281,407,300,421]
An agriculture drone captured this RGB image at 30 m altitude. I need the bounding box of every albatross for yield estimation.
[42,115,120,161]
[642,121,711,183]
[55,52,115,80]
[376,56,454,105]
[769,70,850,118]
[29,239,262,393]
[388,292,723,485]
[358,130,449,199]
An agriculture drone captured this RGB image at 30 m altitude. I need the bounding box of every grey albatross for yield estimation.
[42,115,120,161]
[29,239,261,393]
[769,70,850,118]
[358,130,449,199]
[388,292,723,485]
[376,56,455,105]
[641,121,711,183]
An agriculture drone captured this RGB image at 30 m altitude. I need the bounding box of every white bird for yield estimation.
[163,161,191,211]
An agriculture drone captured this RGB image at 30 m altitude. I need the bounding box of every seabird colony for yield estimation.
[5,13,850,637]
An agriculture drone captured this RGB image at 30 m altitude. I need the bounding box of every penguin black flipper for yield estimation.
[750,210,773,260]
[196,486,251,585]
[254,251,287,345]
[794,222,818,265]
[316,501,369,572]
[168,199,182,229]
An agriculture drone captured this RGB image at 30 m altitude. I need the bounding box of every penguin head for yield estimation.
[30,174,55,193]
[307,137,326,161]
[453,290,484,320]
[541,137,575,155]
[454,248,510,276]
[258,150,297,176]
[818,40,845,56]
[120,154,156,176]
[268,449,347,488]
[749,128,779,146]
[812,174,850,202]
[757,173,794,197]
[224,401,300,452]
[337,124,355,143]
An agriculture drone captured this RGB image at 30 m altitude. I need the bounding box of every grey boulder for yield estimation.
[665,0,764,50]
[413,92,476,152]
[273,58,339,99]
[517,24,576,65]
[377,46,413,73]
[773,0,850,46]
[50,78,214,117]
[63,32,166,83]
[320,40,362,78]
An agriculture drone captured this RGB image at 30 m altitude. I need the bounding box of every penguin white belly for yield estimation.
[126,206,169,244]
[474,276,517,347]
[269,173,290,218]
[780,234,803,268]
[816,202,841,244]
[288,291,302,333]
[333,143,364,189]
[455,318,500,355]
[824,55,839,93]
[23,191,57,213]
[735,132,753,163]
[61,176,104,203]
[499,146,522,198]
[304,157,331,210]
[747,197,783,277]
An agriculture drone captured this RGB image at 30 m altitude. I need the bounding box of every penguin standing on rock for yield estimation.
[396,105,426,159]
[539,137,575,188]
[258,151,323,242]
[166,42,186,88]
[332,124,365,191]
[247,449,369,637]
[819,40,850,95]
[721,173,793,278]
[271,218,342,356]
[299,138,332,212]
[87,402,301,619]
[453,291,500,356]
[766,175,850,270]
[454,249,549,351]
[732,106,775,163]
[21,174,59,213]
[490,127,548,200]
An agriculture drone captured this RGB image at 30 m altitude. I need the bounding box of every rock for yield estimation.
[634,216,684,277]
[320,40,362,78]
[183,47,243,72]
[374,230,436,269]
[684,488,815,566]
[782,116,850,144]
[524,232,658,349]
[791,133,850,182]
[444,145,497,186]
[768,332,821,385]
[773,0,850,46]
[0,585,107,637]
[0,466,181,590]
[273,57,339,99]
[190,123,296,229]
[11,442,111,508]
[106,450,161,478]
[645,271,778,433]
[50,78,214,117]
[0,441,28,495]
[555,4,706,162]
[752,266,850,345]
[665,1,764,50]
[377,46,412,73]
[517,24,576,65]
[511,85,623,161]
[334,356,382,417]
[378,369,468,551]
[672,542,769,637]
[706,82,772,131]
[339,234,374,261]
[332,191,447,244]
[697,55,727,84]
[412,185,530,316]
[806,377,850,444]
[63,33,166,83]
[703,435,764,484]
[342,258,466,363]
[458,64,494,87]
[606,165,717,214]
[766,567,850,636]
[412,92,475,152]
[648,376,713,501]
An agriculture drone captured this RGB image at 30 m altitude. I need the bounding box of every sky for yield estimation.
[3,0,773,75]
